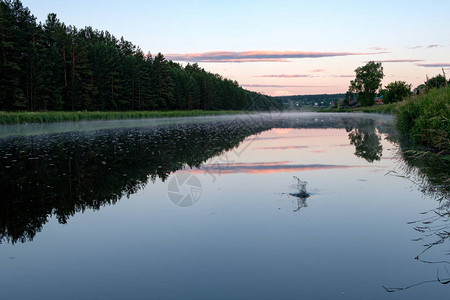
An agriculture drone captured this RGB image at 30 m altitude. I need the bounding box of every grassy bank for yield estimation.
[318,103,399,114]
[318,88,449,154]
[396,87,449,154]
[0,110,245,125]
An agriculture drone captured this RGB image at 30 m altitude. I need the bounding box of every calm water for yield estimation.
[0,113,448,299]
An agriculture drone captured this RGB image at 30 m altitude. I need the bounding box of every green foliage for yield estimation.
[425,74,448,90]
[349,61,384,106]
[396,86,450,153]
[321,102,400,114]
[0,1,279,112]
[384,81,412,103]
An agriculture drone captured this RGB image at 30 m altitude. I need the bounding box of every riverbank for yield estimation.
[318,103,399,114]
[0,110,245,125]
[2,89,448,155]
[319,88,449,154]
[396,87,449,154]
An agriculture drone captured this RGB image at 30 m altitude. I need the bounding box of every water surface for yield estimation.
[0,113,448,299]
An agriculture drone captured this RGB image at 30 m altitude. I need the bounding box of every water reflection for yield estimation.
[346,119,383,163]
[0,119,272,244]
[384,137,450,291]
[0,113,398,244]
[396,138,450,264]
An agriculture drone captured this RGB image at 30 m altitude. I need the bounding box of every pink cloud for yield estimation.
[312,69,326,72]
[369,47,388,51]
[310,150,326,153]
[241,84,331,88]
[202,58,289,63]
[166,50,388,63]
[253,74,312,78]
[253,73,353,78]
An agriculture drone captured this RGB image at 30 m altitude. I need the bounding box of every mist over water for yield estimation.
[0,113,447,299]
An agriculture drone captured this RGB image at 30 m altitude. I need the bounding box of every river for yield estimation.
[0,112,448,299]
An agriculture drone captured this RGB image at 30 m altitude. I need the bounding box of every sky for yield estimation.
[21,0,450,96]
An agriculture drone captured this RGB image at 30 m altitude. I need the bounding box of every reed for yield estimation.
[0,110,244,125]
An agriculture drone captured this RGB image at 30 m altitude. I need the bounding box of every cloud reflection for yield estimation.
[253,145,310,150]
[183,161,371,175]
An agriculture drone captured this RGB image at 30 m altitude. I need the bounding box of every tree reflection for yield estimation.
[347,120,383,163]
[0,119,272,244]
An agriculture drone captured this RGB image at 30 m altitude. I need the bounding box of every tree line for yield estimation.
[0,0,279,112]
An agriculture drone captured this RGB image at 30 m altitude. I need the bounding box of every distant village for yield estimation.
[277,83,429,109]
[277,94,345,109]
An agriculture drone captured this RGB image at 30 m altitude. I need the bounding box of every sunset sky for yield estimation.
[22,0,450,96]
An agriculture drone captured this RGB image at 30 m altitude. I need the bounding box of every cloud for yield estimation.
[253,74,353,78]
[241,84,331,88]
[408,44,443,49]
[329,75,354,78]
[310,150,326,153]
[369,47,388,51]
[370,59,424,63]
[166,50,388,63]
[416,63,450,68]
[253,74,312,78]
[312,69,326,72]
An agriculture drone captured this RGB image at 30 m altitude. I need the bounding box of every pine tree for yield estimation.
[152,53,174,110]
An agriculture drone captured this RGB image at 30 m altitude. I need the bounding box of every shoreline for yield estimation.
[0,110,246,125]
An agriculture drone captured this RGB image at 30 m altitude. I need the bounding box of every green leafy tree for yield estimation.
[343,91,355,107]
[349,61,384,106]
[384,81,412,103]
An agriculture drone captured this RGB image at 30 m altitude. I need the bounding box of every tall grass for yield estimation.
[319,103,399,114]
[396,87,450,154]
[0,110,244,125]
